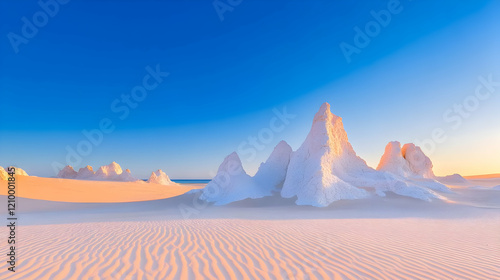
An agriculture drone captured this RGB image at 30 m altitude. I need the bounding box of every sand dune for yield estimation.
[464,173,500,179]
[0,176,203,203]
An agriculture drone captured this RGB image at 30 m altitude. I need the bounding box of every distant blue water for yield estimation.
[172,179,211,184]
[141,179,210,184]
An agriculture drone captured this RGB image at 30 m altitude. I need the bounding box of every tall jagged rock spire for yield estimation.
[281,102,369,206]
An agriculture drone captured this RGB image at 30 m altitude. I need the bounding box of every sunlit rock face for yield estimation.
[95,162,123,179]
[377,141,450,193]
[281,102,370,207]
[401,143,436,179]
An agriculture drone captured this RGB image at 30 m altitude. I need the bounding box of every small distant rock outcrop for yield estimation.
[57,165,78,179]
[148,169,177,185]
[436,174,468,185]
[0,166,29,180]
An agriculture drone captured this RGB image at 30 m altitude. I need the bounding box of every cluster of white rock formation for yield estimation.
[57,162,139,182]
[198,102,457,207]
[57,162,177,185]
[2,103,485,202]
[1,161,177,186]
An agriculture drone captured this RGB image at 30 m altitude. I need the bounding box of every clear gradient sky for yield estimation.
[1,0,499,178]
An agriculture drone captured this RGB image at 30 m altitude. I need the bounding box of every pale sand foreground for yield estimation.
[0,177,499,279]
[2,215,500,280]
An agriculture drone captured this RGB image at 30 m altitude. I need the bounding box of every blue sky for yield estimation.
[1,0,499,178]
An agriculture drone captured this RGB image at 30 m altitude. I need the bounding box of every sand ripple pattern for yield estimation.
[1,218,499,280]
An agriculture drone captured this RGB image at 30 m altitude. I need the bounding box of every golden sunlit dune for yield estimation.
[0,175,202,203]
[464,173,500,179]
